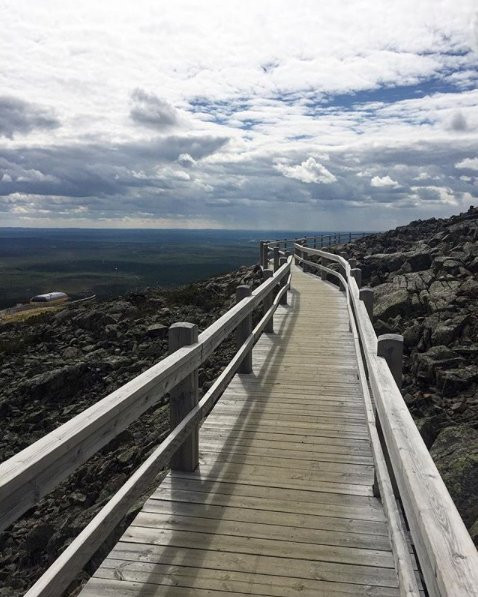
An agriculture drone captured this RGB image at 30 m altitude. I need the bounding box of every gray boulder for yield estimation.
[431,425,478,533]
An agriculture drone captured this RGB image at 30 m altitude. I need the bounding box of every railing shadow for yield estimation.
[134,283,303,594]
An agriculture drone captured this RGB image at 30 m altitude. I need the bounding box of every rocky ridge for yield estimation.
[0,264,262,596]
[335,206,478,541]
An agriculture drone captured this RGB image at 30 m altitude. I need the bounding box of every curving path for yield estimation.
[80,265,403,596]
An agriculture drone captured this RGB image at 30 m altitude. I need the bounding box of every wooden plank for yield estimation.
[207,411,367,429]
[142,498,388,535]
[197,450,374,478]
[155,476,385,517]
[198,428,372,451]
[121,526,395,569]
[199,442,373,465]
[106,542,399,587]
[132,510,392,551]
[211,405,366,424]
[201,420,370,440]
[94,560,401,596]
[170,466,373,496]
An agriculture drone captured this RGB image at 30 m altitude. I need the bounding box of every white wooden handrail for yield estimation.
[0,258,292,534]
[296,244,478,597]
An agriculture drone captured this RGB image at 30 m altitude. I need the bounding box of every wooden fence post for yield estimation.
[259,241,265,268]
[359,287,374,320]
[168,322,199,472]
[377,334,403,389]
[279,257,288,305]
[320,257,327,280]
[350,267,362,288]
[236,286,253,373]
[262,270,274,332]
[264,242,270,269]
[273,246,280,272]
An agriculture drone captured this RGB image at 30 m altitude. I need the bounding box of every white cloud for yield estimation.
[275,157,336,184]
[455,157,478,170]
[0,0,478,228]
[371,175,399,188]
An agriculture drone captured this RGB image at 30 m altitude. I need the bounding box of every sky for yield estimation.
[0,0,477,230]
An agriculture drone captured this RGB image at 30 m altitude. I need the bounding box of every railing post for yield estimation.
[301,242,308,273]
[313,236,317,249]
[168,322,199,472]
[236,285,253,373]
[350,267,362,288]
[320,257,327,280]
[262,270,274,332]
[279,257,288,305]
[262,242,269,268]
[259,241,265,268]
[273,246,280,272]
[359,287,374,320]
[377,334,403,389]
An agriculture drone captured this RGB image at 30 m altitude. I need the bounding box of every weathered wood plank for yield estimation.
[106,542,399,587]
[121,526,395,569]
[133,509,392,550]
[95,560,401,596]
[142,498,388,535]
[155,475,385,514]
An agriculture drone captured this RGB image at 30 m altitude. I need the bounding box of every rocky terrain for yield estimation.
[0,264,262,596]
[337,206,478,542]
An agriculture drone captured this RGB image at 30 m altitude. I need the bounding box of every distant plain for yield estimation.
[0,228,348,309]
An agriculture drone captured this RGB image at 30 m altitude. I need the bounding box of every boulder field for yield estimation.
[336,205,478,542]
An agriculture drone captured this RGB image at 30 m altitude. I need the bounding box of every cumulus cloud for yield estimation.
[370,175,399,188]
[130,89,179,130]
[0,96,60,139]
[275,157,336,184]
[455,157,478,170]
[0,134,228,199]
[177,153,196,167]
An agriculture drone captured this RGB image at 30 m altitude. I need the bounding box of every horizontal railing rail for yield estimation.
[294,242,478,597]
[259,232,368,268]
[1,257,292,597]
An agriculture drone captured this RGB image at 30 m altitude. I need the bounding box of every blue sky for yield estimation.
[0,0,477,230]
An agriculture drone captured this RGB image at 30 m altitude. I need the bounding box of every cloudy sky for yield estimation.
[1,0,477,230]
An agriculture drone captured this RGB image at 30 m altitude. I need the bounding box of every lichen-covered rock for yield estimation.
[430,426,478,535]
[373,285,420,319]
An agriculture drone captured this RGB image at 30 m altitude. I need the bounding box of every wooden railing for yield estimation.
[0,256,292,597]
[293,242,478,597]
[259,232,367,269]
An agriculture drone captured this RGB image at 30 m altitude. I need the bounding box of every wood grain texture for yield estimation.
[80,264,399,596]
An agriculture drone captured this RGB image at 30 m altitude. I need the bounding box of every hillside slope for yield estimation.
[0,264,262,596]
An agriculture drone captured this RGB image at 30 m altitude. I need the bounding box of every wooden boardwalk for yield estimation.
[80,265,399,596]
